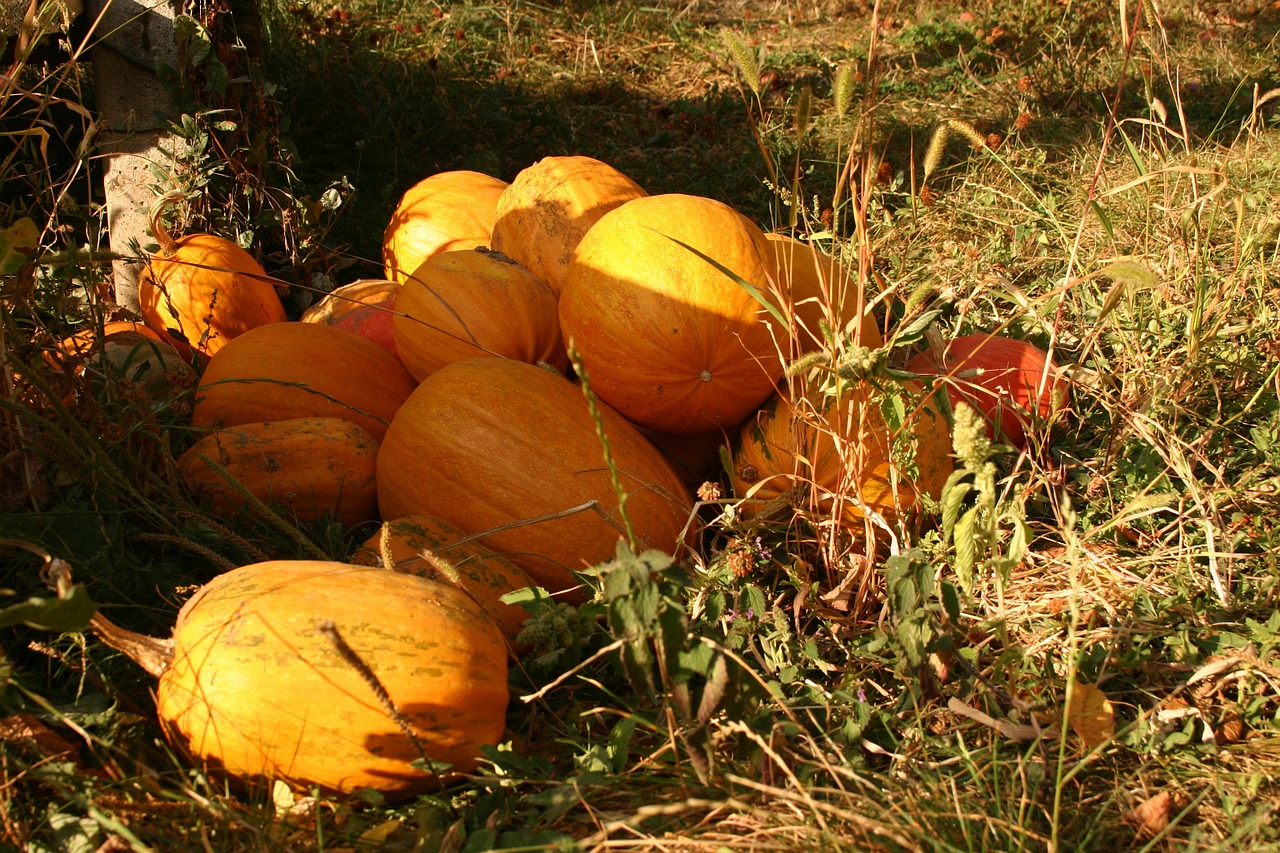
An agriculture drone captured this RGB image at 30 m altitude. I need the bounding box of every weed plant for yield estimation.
[3,0,1280,851]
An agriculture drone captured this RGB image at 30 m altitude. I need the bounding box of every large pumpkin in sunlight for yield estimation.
[559,193,784,435]
[394,247,566,380]
[763,233,882,354]
[382,170,509,283]
[376,358,693,594]
[906,333,1066,450]
[152,561,508,799]
[192,322,417,442]
[489,155,647,297]
[731,377,953,537]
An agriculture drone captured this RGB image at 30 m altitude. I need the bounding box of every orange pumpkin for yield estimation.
[50,321,194,399]
[377,358,693,594]
[301,279,400,356]
[382,170,509,283]
[178,417,380,526]
[732,377,953,537]
[138,561,508,799]
[352,515,536,649]
[489,155,647,297]
[559,193,785,435]
[762,233,882,354]
[192,322,417,442]
[906,333,1066,450]
[138,197,286,355]
[394,248,567,381]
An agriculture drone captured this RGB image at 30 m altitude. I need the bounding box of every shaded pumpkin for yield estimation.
[178,417,379,527]
[762,233,882,354]
[731,377,953,537]
[138,195,286,355]
[192,322,417,442]
[50,321,194,400]
[301,279,399,356]
[905,333,1066,451]
[638,425,732,495]
[394,247,567,381]
[71,560,508,800]
[376,358,693,595]
[353,515,536,650]
[489,155,647,297]
[559,193,784,435]
[382,170,509,284]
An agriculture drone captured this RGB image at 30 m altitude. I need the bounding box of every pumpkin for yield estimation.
[559,193,785,435]
[762,233,882,354]
[638,425,732,495]
[71,560,508,800]
[489,155,647,297]
[382,170,509,284]
[192,322,417,442]
[731,377,953,537]
[376,357,693,594]
[905,333,1066,450]
[178,417,379,526]
[301,279,400,356]
[352,515,535,649]
[394,247,567,381]
[138,195,286,355]
[50,321,194,400]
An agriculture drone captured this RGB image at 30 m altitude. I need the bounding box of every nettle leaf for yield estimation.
[895,613,931,668]
[0,585,96,632]
[940,580,962,623]
[940,470,974,536]
[696,653,730,724]
[953,508,978,593]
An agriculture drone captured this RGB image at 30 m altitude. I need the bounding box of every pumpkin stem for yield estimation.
[148,191,187,258]
[44,556,174,678]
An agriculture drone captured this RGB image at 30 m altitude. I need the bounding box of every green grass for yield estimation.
[4,0,1280,850]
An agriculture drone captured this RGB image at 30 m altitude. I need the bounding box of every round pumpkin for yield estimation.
[150,561,508,799]
[906,333,1066,451]
[376,357,693,594]
[763,233,882,354]
[192,322,417,442]
[301,279,400,356]
[559,193,784,435]
[489,155,647,297]
[352,515,536,649]
[138,197,286,355]
[178,417,380,526]
[394,248,567,381]
[51,321,194,400]
[382,170,509,284]
[732,377,953,537]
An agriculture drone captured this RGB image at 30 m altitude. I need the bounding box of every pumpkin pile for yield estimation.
[113,154,1065,800]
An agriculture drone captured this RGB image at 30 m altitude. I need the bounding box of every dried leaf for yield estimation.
[1066,681,1115,748]
[1125,791,1171,839]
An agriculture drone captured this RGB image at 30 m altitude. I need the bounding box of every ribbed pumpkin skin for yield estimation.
[377,358,693,594]
[155,561,509,799]
[905,334,1066,451]
[731,380,953,535]
[394,248,567,381]
[301,279,400,356]
[763,233,883,354]
[382,171,509,283]
[178,417,379,526]
[489,155,647,297]
[192,323,417,442]
[353,515,535,649]
[139,234,286,356]
[559,194,784,435]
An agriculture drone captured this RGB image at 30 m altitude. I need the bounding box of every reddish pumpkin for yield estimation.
[178,417,380,526]
[383,170,509,283]
[376,358,693,594]
[301,279,400,356]
[906,333,1066,450]
[192,322,417,442]
[559,193,785,435]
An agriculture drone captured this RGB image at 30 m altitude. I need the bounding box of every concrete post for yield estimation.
[87,0,180,313]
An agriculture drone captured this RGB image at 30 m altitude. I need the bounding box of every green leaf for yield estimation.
[940,580,962,623]
[0,217,39,276]
[0,584,96,632]
[953,509,977,593]
[940,471,973,537]
[696,653,730,723]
